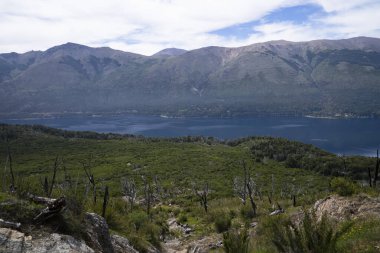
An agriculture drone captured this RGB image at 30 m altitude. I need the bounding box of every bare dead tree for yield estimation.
[374,149,379,187]
[43,176,49,196]
[102,186,109,218]
[267,174,275,205]
[368,167,373,187]
[61,158,72,188]
[48,156,59,198]
[193,182,209,213]
[246,177,257,216]
[233,177,246,205]
[82,156,96,204]
[122,177,137,211]
[233,161,249,205]
[2,155,9,192]
[6,141,15,192]
[342,154,348,175]
[153,175,162,200]
[142,175,153,215]
[288,181,301,207]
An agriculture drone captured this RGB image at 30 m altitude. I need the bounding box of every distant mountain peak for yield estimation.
[44,42,92,55]
[152,48,187,57]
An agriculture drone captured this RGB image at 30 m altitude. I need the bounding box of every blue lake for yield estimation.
[1,114,379,156]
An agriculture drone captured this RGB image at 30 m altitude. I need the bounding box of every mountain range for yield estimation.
[1,37,380,117]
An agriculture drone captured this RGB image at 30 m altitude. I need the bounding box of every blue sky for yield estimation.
[0,0,379,55]
[212,4,326,39]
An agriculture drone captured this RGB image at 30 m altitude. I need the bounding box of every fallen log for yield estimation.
[0,219,21,229]
[270,203,284,216]
[34,196,66,222]
[27,193,56,205]
[269,209,285,216]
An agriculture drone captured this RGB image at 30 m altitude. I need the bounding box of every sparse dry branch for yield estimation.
[122,177,137,211]
[194,182,209,213]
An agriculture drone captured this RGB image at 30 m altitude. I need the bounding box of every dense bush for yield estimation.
[223,229,250,253]
[330,177,357,196]
[129,211,149,231]
[177,213,188,223]
[270,210,352,253]
[214,214,232,233]
[240,205,255,220]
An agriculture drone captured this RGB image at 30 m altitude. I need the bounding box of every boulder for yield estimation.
[314,195,380,221]
[111,235,139,253]
[0,228,94,253]
[30,233,94,253]
[84,213,114,253]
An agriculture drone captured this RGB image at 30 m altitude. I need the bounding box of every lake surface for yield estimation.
[1,114,379,156]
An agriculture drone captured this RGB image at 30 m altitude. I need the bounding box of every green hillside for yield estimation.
[0,124,379,252]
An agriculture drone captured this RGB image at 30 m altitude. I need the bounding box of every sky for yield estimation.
[1,0,380,55]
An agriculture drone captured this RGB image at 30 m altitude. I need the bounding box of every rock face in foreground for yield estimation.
[111,235,139,253]
[0,212,141,253]
[0,228,94,253]
[84,213,114,253]
[314,195,380,221]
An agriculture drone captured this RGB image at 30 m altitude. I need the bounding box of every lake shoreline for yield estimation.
[1,114,379,157]
[0,111,378,120]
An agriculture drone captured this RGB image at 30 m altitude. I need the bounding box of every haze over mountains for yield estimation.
[1,37,380,117]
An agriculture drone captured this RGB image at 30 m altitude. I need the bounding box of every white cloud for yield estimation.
[0,0,379,55]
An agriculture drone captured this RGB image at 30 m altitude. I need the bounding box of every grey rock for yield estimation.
[111,235,139,253]
[84,212,114,253]
[0,228,94,253]
[313,195,380,221]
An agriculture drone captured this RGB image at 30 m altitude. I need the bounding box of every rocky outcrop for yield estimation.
[0,227,94,253]
[314,195,380,221]
[110,235,139,253]
[0,212,142,253]
[84,213,114,253]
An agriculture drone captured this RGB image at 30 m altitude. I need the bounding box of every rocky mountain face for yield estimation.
[1,37,380,117]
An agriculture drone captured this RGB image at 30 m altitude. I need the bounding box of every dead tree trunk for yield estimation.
[373,149,379,187]
[142,176,153,215]
[6,143,15,192]
[342,155,348,175]
[43,176,49,196]
[292,194,296,207]
[368,167,373,187]
[268,174,275,205]
[246,179,257,216]
[48,156,59,198]
[83,160,96,204]
[194,183,209,213]
[2,155,8,192]
[267,194,272,205]
[102,186,109,218]
[233,161,249,205]
[122,177,136,211]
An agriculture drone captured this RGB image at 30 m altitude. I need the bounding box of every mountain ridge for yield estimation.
[1,37,380,117]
